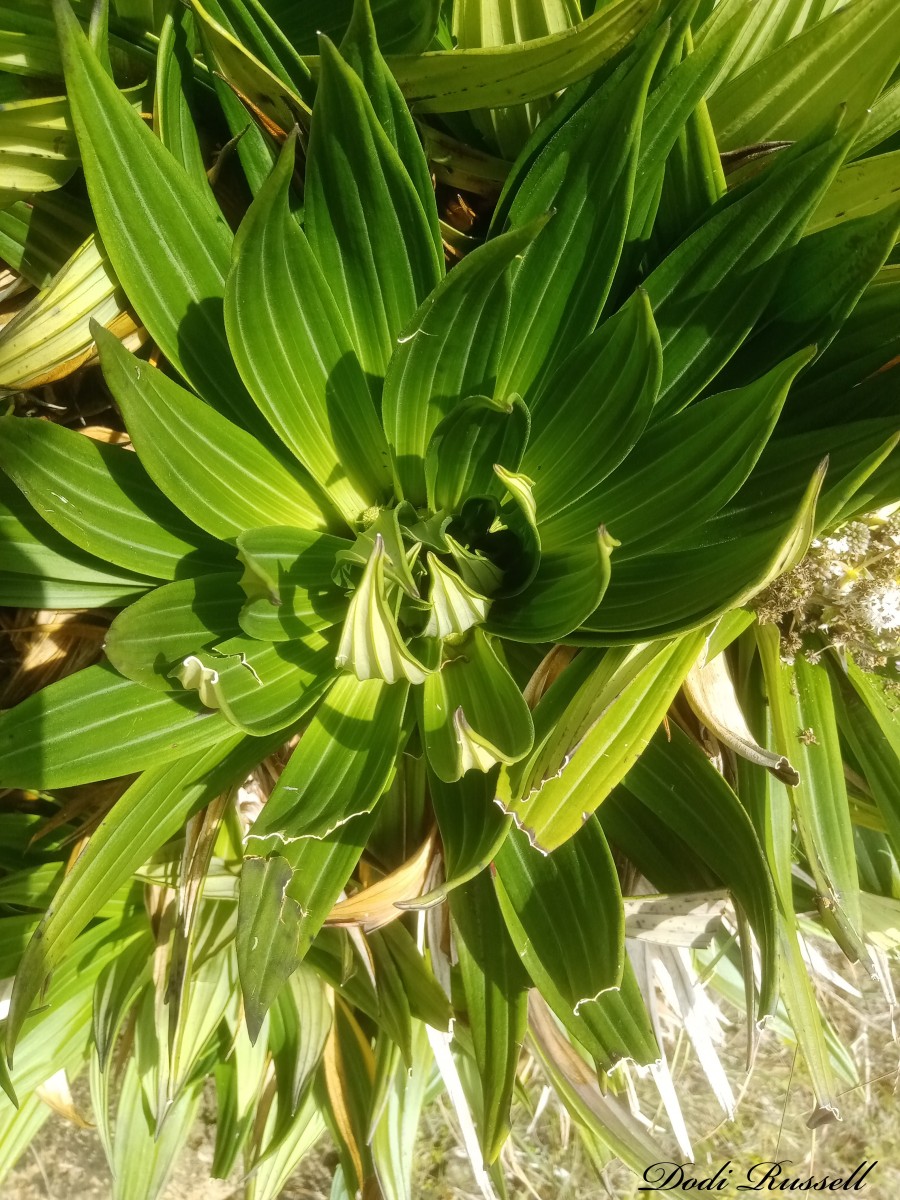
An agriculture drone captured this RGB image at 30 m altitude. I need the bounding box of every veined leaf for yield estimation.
[383,219,543,506]
[0,470,152,607]
[0,235,136,391]
[808,150,900,233]
[418,629,533,782]
[495,25,664,399]
[96,326,335,538]
[449,872,529,1163]
[237,525,349,642]
[621,724,780,1018]
[522,290,661,531]
[542,348,813,552]
[53,0,260,429]
[425,393,529,515]
[422,766,510,903]
[0,662,235,788]
[499,631,706,850]
[105,572,245,690]
[709,0,900,151]
[226,133,391,523]
[0,416,229,579]
[0,92,77,206]
[305,36,442,380]
[173,632,337,736]
[387,0,658,113]
[4,734,275,1057]
[644,124,854,416]
[247,675,408,847]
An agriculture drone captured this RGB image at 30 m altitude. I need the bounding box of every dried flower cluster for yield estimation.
[754,507,900,668]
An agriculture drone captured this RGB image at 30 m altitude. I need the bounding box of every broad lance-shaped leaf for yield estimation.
[248,675,408,847]
[494,821,658,1071]
[338,0,440,252]
[382,218,545,506]
[718,204,900,390]
[620,724,780,1020]
[418,629,533,783]
[0,416,231,580]
[539,347,814,551]
[708,0,900,152]
[486,527,616,643]
[336,535,430,685]
[495,22,665,400]
[499,631,707,851]
[521,289,661,530]
[422,766,511,903]
[644,121,855,417]
[173,632,338,737]
[305,36,442,380]
[449,873,529,1164]
[424,393,530,515]
[578,461,827,641]
[4,733,285,1058]
[239,677,407,1031]
[95,325,335,538]
[53,0,261,431]
[226,133,391,524]
[236,525,350,642]
[389,0,658,113]
[105,572,245,690]
[0,474,151,609]
[0,662,237,789]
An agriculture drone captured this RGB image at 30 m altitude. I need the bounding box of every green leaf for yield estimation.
[721,205,900,387]
[154,1,208,186]
[237,856,304,1042]
[95,326,335,538]
[494,25,664,399]
[621,724,780,1019]
[500,632,707,850]
[644,123,854,416]
[494,821,657,1070]
[419,629,533,782]
[0,662,236,788]
[578,463,826,639]
[336,535,431,684]
[305,36,442,380]
[237,525,350,642]
[105,572,245,690]
[173,632,337,736]
[494,817,623,1009]
[4,735,273,1058]
[487,527,616,642]
[542,347,814,552]
[53,0,258,428]
[709,0,900,151]
[225,133,391,524]
[449,872,529,1163]
[248,674,408,845]
[521,290,661,535]
[0,416,229,579]
[424,766,511,902]
[0,471,151,608]
[383,219,544,505]
[339,0,440,248]
[807,149,900,233]
[387,0,659,112]
[424,393,529,515]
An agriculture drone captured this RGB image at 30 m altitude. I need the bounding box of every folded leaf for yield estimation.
[226,132,392,523]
